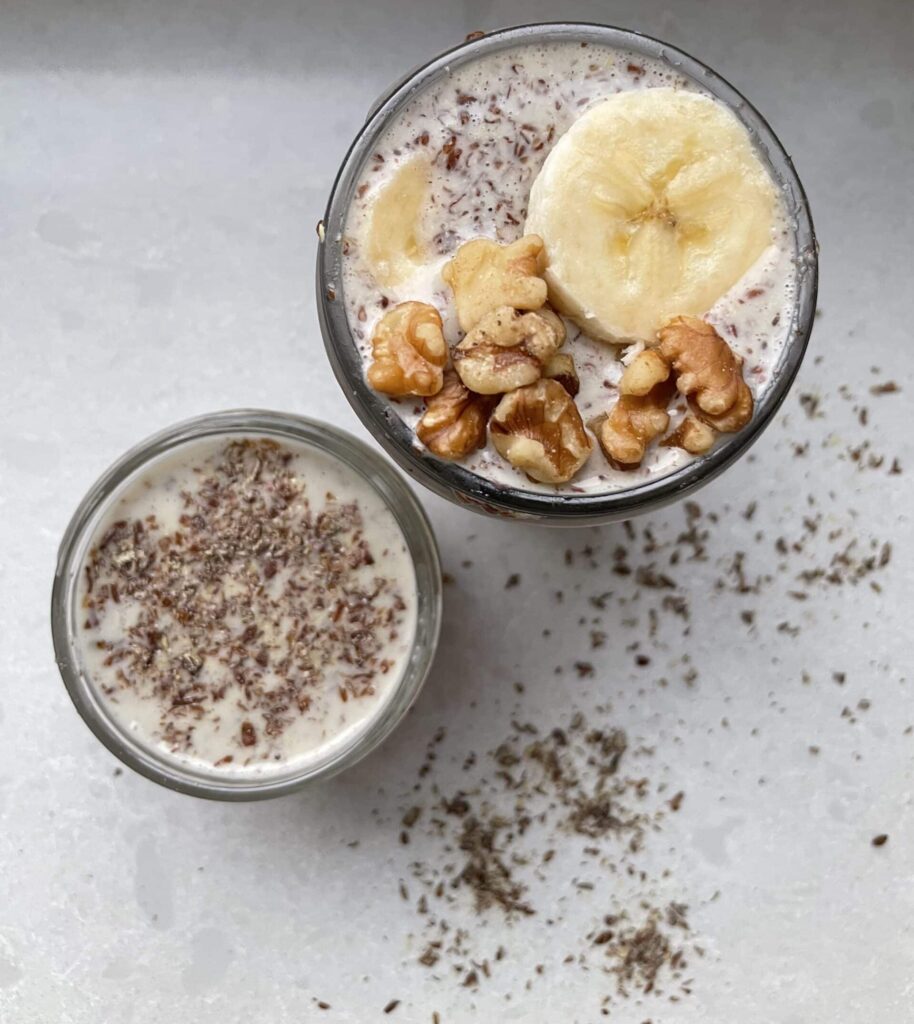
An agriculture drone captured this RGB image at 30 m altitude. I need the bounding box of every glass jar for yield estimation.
[317,22,818,525]
[50,410,442,800]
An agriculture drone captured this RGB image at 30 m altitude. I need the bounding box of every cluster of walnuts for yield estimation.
[596,316,755,468]
[366,234,754,485]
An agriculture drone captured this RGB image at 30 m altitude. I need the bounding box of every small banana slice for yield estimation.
[366,157,431,287]
[525,88,777,343]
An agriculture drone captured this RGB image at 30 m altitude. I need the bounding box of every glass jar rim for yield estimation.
[50,409,442,800]
[317,22,819,524]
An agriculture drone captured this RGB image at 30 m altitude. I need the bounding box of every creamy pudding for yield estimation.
[339,39,798,493]
[75,435,417,778]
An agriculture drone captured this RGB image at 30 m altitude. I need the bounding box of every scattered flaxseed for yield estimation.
[399,714,692,1006]
[402,806,422,828]
[599,907,692,996]
[376,376,900,1012]
[419,945,440,967]
[456,815,534,916]
[798,393,822,419]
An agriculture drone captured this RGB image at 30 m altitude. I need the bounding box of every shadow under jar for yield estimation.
[51,411,441,800]
[317,22,818,525]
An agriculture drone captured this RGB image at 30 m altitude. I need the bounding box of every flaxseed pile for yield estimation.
[397,715,695,1010]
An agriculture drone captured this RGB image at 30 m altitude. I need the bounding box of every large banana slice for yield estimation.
[525,89,777,343]
[366,157,431,287]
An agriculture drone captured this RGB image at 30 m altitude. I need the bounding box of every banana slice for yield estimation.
[525,89,777,343]
[366,157,431,287]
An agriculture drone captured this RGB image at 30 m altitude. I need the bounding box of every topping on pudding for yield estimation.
[542,352,580,397]
[595,356,676,469]
[619,348,671,397]
[365,156,431,287]
[453,305,566,394]
[442,235,548,331]
[525,89,777,343]
[367,301,447,397]
[658,315,754,429]
[490,379,592,484]
[416,370,497,460]
[661,414,716,456]
[596,318,754,467]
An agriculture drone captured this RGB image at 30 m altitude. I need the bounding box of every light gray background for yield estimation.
[1,1,913,1021]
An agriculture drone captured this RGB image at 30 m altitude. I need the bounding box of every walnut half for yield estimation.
[658,315,751,424]
[595,389,674,468]
[442,235,548,331]
[367,301,447,397]
[453,305,565,395]
[490,379,593,484]
[416,370,496,460]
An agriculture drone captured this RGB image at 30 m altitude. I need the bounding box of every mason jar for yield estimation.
[51,409,442,800]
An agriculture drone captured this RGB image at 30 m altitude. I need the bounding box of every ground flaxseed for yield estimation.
[397,713,693,1008]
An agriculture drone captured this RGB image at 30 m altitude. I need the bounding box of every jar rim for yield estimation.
[50,409,442,800]
[317,22,818,524]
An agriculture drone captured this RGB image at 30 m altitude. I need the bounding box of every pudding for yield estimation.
[74,434,418,778]
[338,38,798,493]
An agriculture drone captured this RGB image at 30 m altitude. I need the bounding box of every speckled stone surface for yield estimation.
[1,1,912,1021]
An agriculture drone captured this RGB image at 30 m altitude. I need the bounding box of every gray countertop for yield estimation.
[1,1,913,1021]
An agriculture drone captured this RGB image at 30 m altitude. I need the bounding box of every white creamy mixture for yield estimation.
[341,41,798,493]
[76,435,417,778]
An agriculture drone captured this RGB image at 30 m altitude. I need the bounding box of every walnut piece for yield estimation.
[453,305,565,394]
[490,378,593,484]
[693,379,754,433]
[442,235,548,331]
[596,378,676,468]
[619,348,670,396]
[661,414,716,455]
[367,301,447,397]
[658,315,745,417]
[416,370,496,460]
[542,352,580,397]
